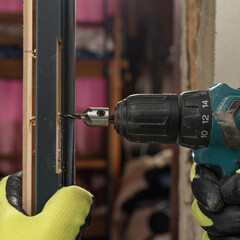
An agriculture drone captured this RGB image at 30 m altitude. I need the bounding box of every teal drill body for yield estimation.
[193,83,240,176]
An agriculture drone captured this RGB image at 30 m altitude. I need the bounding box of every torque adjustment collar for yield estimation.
[179,90,212,149]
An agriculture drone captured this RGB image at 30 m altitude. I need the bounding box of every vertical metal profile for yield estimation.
[35,0,61,213]
[35,0,76,213]
[61,0,76,186]
[103,0,112,238]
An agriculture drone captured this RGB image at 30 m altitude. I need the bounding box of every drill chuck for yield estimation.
[113,90,212,149]
[81,107,110,127]
[114,94,180,144]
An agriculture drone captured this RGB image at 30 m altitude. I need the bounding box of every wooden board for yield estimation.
[109,7,122,198]
[0,35,23,45]
[0,59,23,79]
[76,159,107,169]
[76,59,104,78]
[0,59,103,79]
[22,0,35,216]
[0,13,23,45]
[0,13,23,23]
[0,154,22,161]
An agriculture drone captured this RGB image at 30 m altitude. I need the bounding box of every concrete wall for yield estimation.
[214,0,240,88]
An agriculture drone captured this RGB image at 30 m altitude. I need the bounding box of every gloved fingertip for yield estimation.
[221,172,240,204]
[42,185,94,221]
[191,164,224,212]
[202,232,210,240]
[192,200,213,227]
[6,172,27,215]
[190,162,197,182]
[79,196,95,235]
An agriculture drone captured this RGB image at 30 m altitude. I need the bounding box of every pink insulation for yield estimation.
[76,0,117,22]
[0,79,22,174]
[0,0,117,21]
[0,0,23,13]
[0,80,22,154]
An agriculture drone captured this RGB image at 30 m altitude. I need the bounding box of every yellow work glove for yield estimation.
[0,172,94,240]
[191,163,240,240]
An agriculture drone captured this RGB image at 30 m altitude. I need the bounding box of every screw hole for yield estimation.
[97,110,106,117]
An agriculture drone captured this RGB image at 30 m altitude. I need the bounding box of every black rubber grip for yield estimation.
[114,94,180,143]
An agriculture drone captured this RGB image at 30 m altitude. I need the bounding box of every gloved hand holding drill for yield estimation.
[191,163,240,240]
[0,172,94,240]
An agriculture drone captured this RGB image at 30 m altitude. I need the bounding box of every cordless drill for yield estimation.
[63,83,240,176]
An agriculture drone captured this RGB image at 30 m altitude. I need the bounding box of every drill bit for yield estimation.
[61,107,110,127]
[61,114,84,120]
